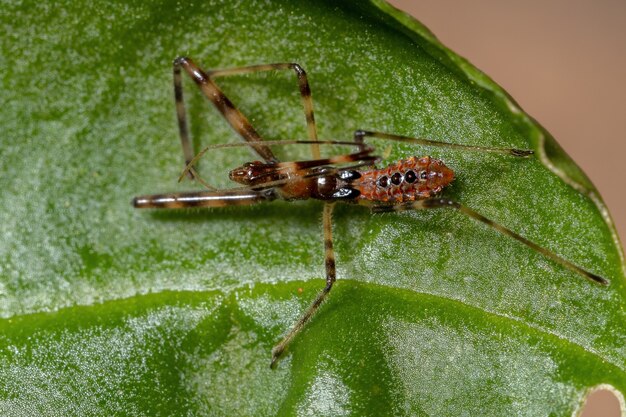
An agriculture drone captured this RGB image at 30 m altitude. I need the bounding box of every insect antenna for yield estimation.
[178,139,375,185]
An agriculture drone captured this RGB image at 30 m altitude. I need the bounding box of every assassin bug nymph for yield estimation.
[132,57,610,368]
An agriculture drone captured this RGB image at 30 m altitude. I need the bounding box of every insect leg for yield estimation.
[354,130,534,157]
[173,59,195,175]
[174,57,278,166]
[209,63,320,159]
[132,189,274,209]
[271,202,336,368]
[369,198,609,285]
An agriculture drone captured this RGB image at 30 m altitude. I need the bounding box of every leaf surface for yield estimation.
[1,1,624,415]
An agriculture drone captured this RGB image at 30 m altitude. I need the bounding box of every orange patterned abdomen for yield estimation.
[357,156,454,203]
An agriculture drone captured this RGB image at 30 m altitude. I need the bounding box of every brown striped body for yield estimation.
[224,155,455,204]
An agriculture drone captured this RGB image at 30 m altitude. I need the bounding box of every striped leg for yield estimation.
[353,130,534,157]
[271,202,336,368]
[370,198,609,285]
[174,57,321,177]
[210,63,320,159]
[174,57,277,169]
[132,189,274,209]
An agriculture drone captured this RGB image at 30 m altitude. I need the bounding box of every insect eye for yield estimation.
[404,170,417,183]
[391,172,403,186]
[377,175,389,188]
[419,171,428,180]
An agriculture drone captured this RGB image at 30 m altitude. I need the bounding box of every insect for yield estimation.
[132,57,609,368]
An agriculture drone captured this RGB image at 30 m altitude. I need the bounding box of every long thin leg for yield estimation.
[369,198,609,285]
[210,63,320,159]
[174,57,277,165]
[132,189,274,209]
[271,202,336,368]
[354,130,534,157]
[174,58,321,172]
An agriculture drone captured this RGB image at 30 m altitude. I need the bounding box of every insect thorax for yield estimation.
[229,161,362,201]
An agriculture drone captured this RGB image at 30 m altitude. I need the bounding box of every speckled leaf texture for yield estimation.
[1,1,624,416]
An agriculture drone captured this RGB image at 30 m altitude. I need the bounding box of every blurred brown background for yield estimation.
[387,1,625,416]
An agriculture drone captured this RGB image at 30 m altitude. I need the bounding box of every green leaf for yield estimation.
[1,0,624,415]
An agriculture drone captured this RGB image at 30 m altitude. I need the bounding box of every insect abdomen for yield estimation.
[357,156,455,203]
